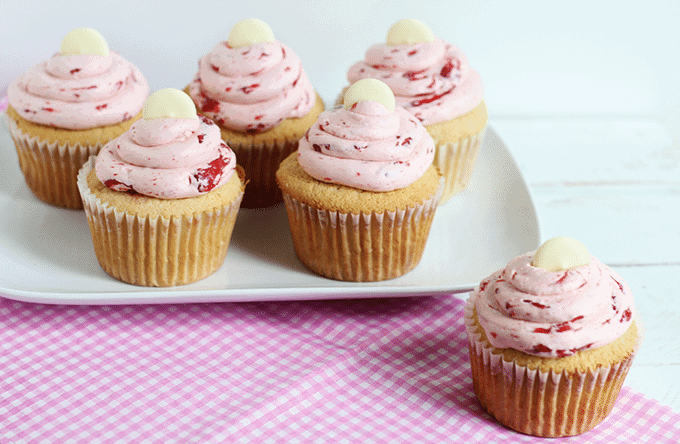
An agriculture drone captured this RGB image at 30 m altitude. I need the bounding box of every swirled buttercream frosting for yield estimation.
[188,41,315,133]
[95,115,236,199]
[472,253,635,358]
[7,52,148,130]
[296,101,435,192]
[347,38,483,126]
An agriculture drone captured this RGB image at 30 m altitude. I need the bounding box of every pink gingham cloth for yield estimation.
[1,294,678,443]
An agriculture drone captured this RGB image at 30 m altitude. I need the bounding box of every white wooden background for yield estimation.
[1,0,678,412]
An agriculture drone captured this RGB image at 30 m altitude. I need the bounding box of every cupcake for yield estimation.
[185,18,324,209]
[465,237,642,437]
[6,27,149,209]
[276,79,442,282]
[77,89,245,287]
[339,19,487,205]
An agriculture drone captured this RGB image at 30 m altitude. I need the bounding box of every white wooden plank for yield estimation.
[611,265,680,368]
[531,187,680,265]
[490,119,679,265]
[625,365,680,413]
[492,119,678,185]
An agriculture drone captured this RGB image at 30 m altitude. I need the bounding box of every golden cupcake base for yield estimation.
[77,157,245,287]
[5,106,141,210]
[464,299,642,437]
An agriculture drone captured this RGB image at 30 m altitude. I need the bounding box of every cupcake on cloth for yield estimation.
[6,27,149,209]
[340,19,487,205]
[276,79,443,282]
[465,237,642,437]
[186,18,324,209]
[77,89,245,287]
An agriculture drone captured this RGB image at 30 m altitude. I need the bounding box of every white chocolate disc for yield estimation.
[343,79,395,112]
[143,88,198,120]
[227,18,275,49]
[532,237,591,272]
[386,19,435,46]
[60,28,109,56]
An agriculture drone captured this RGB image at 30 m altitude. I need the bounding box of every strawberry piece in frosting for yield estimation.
[188,41,314,133]
[95,115,236,199]
[7,52,148,130]
[347,38,483,126]
[297,101,435,192]
[472,253,636,358]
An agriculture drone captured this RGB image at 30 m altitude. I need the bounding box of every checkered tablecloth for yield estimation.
[1,294,678,443]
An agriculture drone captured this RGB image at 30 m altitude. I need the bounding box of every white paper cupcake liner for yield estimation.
[430,126,487,205]
[77,157,243,287]
[227,137,298,209]
[464,298,641,437]
[281,189,441,282]
[6,115,102,209]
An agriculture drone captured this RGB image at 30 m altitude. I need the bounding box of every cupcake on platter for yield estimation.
[276,79,442,282]
[186,18,324,208]
[77,89,245,287]
[465,237,642,437]
[6,27,149,209]
[339,19,487,204]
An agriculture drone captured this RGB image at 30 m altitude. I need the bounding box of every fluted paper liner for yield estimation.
[77,157,243,287]
[429,126,486,205]
[464,298,641,437]
[281,191,440,282]
[6,115,102,209]
[228,137,297,209]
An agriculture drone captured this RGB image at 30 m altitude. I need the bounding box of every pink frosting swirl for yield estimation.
[188,41,315,133]
[347,38,483,126]
[95,115,237,199]
[7,52,148,130]
[472,253,635,358]
[297,101,435,192]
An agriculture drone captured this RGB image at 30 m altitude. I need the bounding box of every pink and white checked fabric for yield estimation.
[1,294,679,443]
